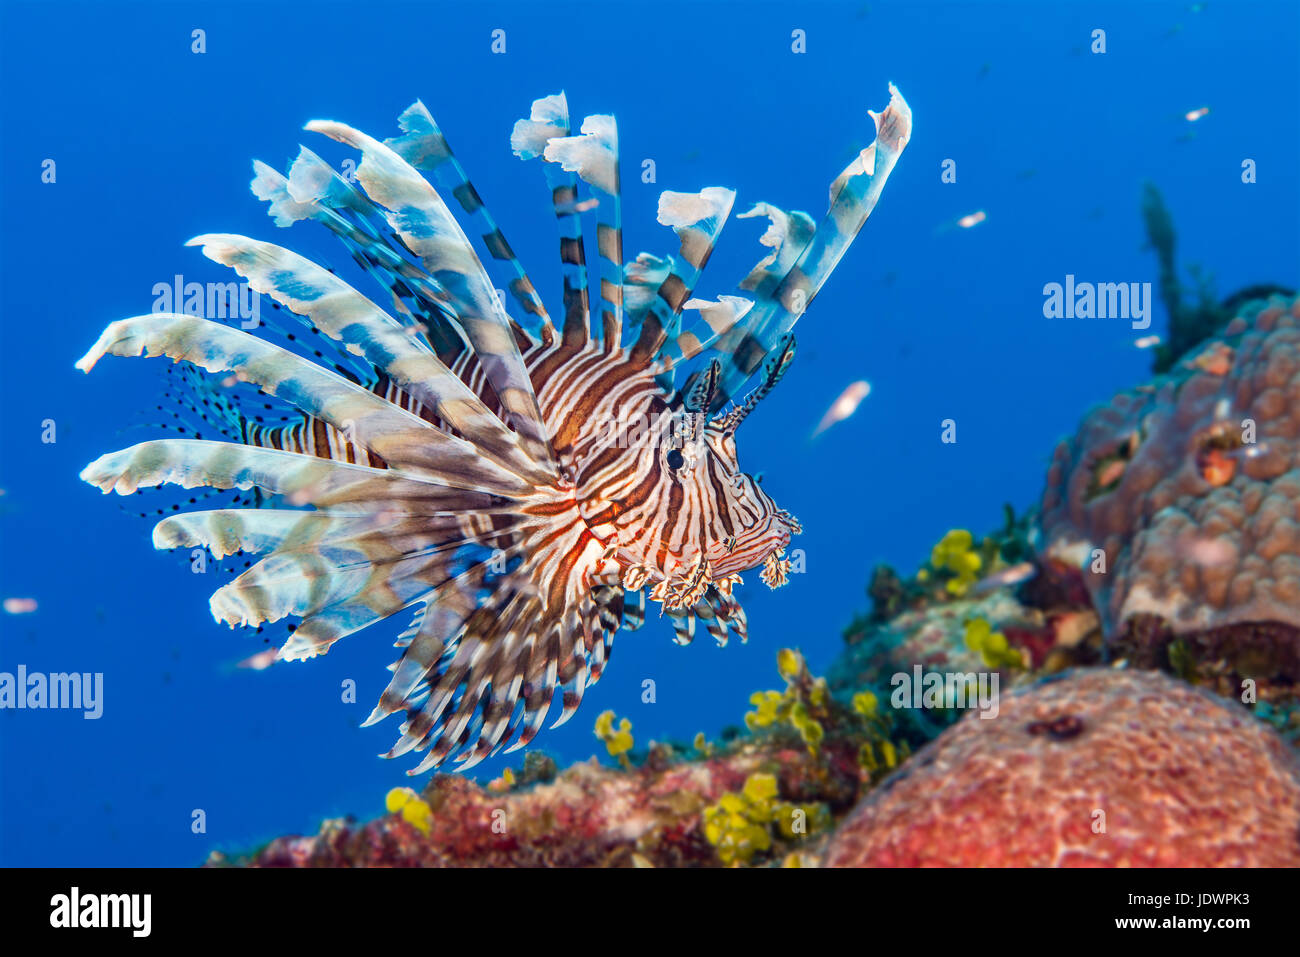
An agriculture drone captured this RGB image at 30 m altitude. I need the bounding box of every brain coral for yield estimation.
[1039,294,1300,695]
[821,669,1300,867]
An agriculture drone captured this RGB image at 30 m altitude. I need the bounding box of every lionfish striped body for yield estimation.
[78,88,911,771]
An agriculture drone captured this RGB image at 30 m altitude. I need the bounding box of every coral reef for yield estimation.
[384,787,434,835]
[215,650,880,868]
[1040,294,1300,704]
[744,647,915,784]
[745,648,831,755]
[864,564,910,623]
[822,669,1300,867]
[218,741,843,868]
[833,588,1084,701]
[845,509,1039,639]
[963,617,1026,671]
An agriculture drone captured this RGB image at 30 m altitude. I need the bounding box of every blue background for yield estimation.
[1,0,1296,865]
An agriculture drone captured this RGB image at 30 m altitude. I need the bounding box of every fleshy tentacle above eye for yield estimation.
[714,334,798,434]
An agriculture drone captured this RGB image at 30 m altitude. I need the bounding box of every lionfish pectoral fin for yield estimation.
[355,534,618,769]
[185,233,551,485]
[77,314,539,497]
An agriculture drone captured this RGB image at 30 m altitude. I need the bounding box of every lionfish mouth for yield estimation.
[720,507,800,587]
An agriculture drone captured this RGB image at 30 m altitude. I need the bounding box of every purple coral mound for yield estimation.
[1040,295,1300,691]
[822,669,1300,867]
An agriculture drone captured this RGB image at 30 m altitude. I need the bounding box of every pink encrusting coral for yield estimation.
[217,740,854,868]
[1040,294,1300,697]
[821,669,1300,867]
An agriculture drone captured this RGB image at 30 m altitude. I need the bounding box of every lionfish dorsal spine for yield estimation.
[304,117,557,473]
[537,113,624,349]
[684,81,912,410]
[512,92,596,349]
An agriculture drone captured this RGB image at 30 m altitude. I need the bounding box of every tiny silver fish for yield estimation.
[971,561,1036,594]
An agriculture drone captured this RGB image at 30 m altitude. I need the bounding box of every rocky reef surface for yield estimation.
[824,669,1300,867]
[212,292,1300,869]
[1041,294,1300,707]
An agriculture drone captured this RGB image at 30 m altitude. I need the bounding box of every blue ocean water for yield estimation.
[0,0,1295,866]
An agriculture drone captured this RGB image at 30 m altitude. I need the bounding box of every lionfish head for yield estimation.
[659,347,802,589]
[698,421,799,584]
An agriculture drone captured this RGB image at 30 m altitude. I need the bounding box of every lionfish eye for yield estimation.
[666,448,685,470]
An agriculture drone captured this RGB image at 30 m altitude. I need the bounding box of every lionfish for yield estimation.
[78,86,911,772]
